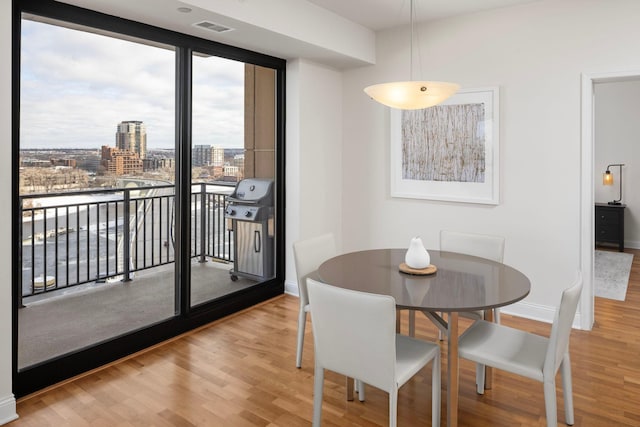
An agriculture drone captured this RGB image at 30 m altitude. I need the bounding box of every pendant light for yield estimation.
[364,0,459,110]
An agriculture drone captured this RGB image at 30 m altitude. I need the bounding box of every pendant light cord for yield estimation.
[410,0,414,81]
[362,0,460,109]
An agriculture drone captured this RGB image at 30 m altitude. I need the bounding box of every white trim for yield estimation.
[580,69,640,331]
[284,279,299,297]
[500,300,555,324]
[501,300,584,330]
[623,240,640,250]
[580,72,595,330]
[0,395,18,426]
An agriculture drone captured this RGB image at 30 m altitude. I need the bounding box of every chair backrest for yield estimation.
[307,279,397,392]
[544,273,583,376]
[440,230,505,263]
[293,234,336,305]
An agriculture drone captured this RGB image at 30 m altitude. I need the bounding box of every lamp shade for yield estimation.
[603,171,613,185]
[364,80,460,110]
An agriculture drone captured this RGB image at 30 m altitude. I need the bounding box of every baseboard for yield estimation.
[284,279,299,297]
[0,394,18,425]
[597,240,640,250]
[501,300,584,329]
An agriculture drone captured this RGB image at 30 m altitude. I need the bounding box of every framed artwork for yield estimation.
[390,87,499,205]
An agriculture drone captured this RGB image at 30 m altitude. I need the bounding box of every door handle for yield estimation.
[254,229,261,253]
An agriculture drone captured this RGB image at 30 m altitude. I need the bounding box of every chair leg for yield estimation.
[356,379,366,401]
[561,355,574,425]
[296,307,307,368]
[408,311,416,337]
[479,309,495,391]
[475,363,485,395]
[543,379,559,427]
[389,388,398,427]
[432,352,441,427]
[312,365,324,427]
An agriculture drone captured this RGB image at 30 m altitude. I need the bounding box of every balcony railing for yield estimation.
[20,182,234,299]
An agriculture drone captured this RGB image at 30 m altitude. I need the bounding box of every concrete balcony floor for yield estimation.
[18,258,257,369]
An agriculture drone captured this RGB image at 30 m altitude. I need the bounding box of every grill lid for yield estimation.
[228,178,274,205]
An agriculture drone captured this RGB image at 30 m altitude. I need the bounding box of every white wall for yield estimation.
[285,59,343,294]
[0,0,18,423]
[594,80,640,248]
[341,0,640,322]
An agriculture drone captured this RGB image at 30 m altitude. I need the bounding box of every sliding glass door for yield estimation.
[14,0,285,397]
[18,17,177,370]
[190,55,277,308]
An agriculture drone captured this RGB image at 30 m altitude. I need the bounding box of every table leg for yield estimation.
[346,376,354,401]
[447,312,459,427]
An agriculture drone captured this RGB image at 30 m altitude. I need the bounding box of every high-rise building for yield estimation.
[116,121,147,159]
[233,153,244,168]
[192,145,226,167]
[192,144,213,167]
[212,146,224,167]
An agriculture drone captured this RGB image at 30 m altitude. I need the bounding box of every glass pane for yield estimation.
[190,55,276,307]
[18,17,176,369]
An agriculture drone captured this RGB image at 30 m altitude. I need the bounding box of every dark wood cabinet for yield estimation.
[595,203,626,252]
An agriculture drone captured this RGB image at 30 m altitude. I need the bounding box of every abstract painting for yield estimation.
[390,87,499,204]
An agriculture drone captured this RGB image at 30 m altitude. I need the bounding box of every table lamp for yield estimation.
[603,163,624,205]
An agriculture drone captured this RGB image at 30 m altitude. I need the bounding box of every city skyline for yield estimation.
[20,18,245,150]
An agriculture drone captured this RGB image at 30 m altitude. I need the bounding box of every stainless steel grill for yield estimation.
[225,178,274,281]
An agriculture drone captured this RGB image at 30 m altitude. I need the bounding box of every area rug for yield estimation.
[594,250,634,301]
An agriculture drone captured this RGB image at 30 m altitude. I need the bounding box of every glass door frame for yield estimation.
[12,0,286,397]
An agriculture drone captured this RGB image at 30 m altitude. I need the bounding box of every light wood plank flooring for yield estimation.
[10,249,640,426]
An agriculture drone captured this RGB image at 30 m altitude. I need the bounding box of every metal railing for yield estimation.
[20,182,234,298]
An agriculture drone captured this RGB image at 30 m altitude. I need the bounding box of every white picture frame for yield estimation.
[390,86,500,205]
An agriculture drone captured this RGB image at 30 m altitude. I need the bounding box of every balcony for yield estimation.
[18,182,259,369]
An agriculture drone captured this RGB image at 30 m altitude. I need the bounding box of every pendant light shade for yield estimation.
[364,0,459,110]
[364,80,460,110]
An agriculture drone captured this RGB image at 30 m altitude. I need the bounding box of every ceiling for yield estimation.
[306,0,539,31]
[54,0,539,68]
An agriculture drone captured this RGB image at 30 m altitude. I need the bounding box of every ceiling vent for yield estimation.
[193,21,234,33]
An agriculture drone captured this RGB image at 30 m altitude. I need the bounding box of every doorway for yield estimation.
[581,70,640,329]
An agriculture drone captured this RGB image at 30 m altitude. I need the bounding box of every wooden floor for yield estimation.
[10,249,640,426]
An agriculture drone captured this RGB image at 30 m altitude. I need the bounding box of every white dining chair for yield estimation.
[458,274,582,427]
[440,230,506,321]
[307,278,441,427]
[292,233,336,369]
[408,230,505,337]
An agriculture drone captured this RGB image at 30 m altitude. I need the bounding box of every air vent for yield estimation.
[193,21,234,33]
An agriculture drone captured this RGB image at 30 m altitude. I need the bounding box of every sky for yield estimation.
[20,19,245,150]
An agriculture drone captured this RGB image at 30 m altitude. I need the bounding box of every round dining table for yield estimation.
[318,248,531,427]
